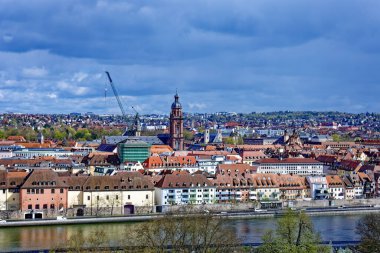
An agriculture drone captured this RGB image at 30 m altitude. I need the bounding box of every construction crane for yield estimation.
[131,106,141,137]
[105,71,127,122]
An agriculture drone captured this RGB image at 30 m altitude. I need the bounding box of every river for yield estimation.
[0,214,364,252]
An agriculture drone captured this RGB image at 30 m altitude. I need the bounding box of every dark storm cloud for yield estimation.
[0,0,379,114]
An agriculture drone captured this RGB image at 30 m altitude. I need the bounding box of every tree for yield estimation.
[256,209,331,253]
[126,212,241,253]
[356,213,380,253]
[183,130,194,141]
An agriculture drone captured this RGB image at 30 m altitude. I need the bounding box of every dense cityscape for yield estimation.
[0,93,380,251]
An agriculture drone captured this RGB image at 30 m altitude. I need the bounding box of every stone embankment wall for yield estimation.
[1,199,380,219]
[290,198,380,208]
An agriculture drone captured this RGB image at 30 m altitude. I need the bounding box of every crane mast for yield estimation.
[105,71,127,121]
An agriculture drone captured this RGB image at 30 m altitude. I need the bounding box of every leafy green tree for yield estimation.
[256,210,331,253]
[332,134,341,142]
[53,129,66,140]
[74,129,92,140]
[183,130,194,141]
[356,213,380,253]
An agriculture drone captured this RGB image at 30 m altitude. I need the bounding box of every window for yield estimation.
[60,188,64,194]
[87,196,90,201]
[41,189,44,194]
[28,204,32,210]
[50,204,55,209]
[116,195,119,200]
[128,195,130,200]
[35,204,40,209]
[106,195,109,200]
[146,194,149,199]
[43,204,48,209]
[97,196,99,201]
[51,189,55,194]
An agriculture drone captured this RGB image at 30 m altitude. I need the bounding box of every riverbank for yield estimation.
[0,214,364,252]
[1,206,379,227]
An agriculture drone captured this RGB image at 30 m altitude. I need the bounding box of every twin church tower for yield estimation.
[169,92,184,151]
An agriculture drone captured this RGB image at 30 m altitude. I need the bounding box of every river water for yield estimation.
[0,214,363,252]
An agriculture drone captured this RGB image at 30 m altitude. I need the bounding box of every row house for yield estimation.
[216,163,256,177]
[251,174,280,203]
[81,153,120,175]
[192,155,225,175]
[155,174,215,205]
[306,176,329,200]
[0,158,73,171]
[316,155,338,173]
[20,169,68,212]
[77,172,154,215]
[0,170,28,211]
[255,158,324,175]
[336,160,362,176]
[212,174,251,203]
[142,155,198,173]
[358,172,375,198]
[326,175,345,200]
[276,174,308,200]
[240,150,267,165]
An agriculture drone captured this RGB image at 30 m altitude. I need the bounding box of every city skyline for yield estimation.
[1,1,380,114]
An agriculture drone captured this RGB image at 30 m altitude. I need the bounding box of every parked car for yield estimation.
[56,216,67,220]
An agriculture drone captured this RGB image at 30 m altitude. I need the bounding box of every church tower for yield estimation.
[169,92,184,150]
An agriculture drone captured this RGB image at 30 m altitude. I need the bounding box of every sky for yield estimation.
[0,0,380,115]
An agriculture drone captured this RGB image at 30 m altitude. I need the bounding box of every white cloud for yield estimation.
[73,86,89,95]
[22,67,48,78]
[188,102,206,110]
[47,93,57,99]
[2,34,13,43]
[57,81,70,89]
[72,72,88,82]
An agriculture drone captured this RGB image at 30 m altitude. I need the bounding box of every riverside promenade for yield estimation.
[1,205,379,228]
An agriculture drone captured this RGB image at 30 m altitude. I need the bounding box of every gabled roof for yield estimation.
[21,169,68,189]
[326,175,344,187]
[155,174,213,188]
[316,155,337,164]
[83,173,154,191]
[217,163,256,175]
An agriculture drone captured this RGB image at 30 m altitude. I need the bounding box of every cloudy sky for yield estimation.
[0,0,379,115]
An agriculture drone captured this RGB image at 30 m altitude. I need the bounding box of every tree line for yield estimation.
[0,126,123,142]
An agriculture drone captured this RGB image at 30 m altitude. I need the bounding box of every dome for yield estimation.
[171,92,182,109]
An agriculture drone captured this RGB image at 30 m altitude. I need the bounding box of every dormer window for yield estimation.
[95,186,100,190]
[105,186,109,190]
